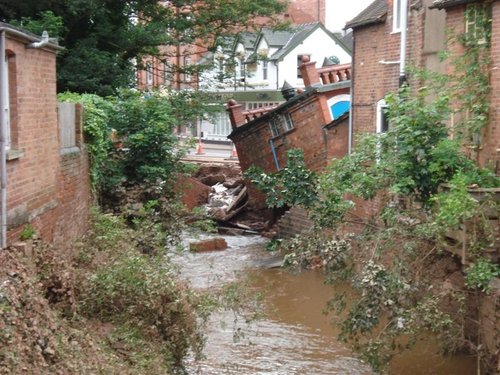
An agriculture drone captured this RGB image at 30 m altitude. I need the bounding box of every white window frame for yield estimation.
[327,94,351,121]
[184,56,191,82]
[270,116,280,137]
[2,54,10,151]
[262,60,268,81]
[376,99,389,134]
[146,62,153,86]
[283,112,294,131]
[393,0,403,33]
[465,3,490,44]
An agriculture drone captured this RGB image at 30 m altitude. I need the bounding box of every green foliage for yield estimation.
[465,258,500,293]
[432,174,480,230]
[58,92,113,195]
[9,10,65,38]
[272,71,499,372]
[19,224,36,241]
[80,209,204,371]
[1,0,287,95]
[246,149,318,209]
[59,89,216,200]
[265,238,283,252]
[445,4,492,144]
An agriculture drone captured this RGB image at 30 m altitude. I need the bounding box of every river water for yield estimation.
[172,233,477,375]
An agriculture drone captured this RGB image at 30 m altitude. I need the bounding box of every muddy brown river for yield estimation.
[172,234,477,374]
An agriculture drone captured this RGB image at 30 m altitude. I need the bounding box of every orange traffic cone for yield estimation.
[196,139,204,154]
[231,144,238,158]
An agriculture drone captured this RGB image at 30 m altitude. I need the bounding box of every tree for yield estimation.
[0,0,287,95]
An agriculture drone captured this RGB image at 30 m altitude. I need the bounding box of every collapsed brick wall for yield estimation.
[5,37,90,247]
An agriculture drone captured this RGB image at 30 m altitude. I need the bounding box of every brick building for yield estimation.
[0,23,91,248]
[430,0,500,172]
[227,58,351,207]
[346,0,445,141]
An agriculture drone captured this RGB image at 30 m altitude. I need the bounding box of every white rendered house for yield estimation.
[198,22,352,141]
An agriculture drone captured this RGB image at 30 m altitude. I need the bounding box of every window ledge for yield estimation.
[271,127,296,141]
[6,149,24,161]
[60,146,80,156]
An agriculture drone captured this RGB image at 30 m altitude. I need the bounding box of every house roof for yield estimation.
[268,22,351,61]
[340,31,353,51]
[0,22,62,50]
[344,0,387,30]
[238,32,258,50]
[430,0,479,9]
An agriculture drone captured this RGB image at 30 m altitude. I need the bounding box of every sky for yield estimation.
[325,0,374,32]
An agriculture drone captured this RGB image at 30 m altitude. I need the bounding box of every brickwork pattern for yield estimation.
[5,37,90,247]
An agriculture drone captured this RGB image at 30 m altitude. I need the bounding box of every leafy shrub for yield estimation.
[246,149,318,209]
[59,89,217,201]
[79,210,203,370]
[465,258,500,293]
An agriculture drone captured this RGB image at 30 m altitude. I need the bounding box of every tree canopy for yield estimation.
[0,0,287,95]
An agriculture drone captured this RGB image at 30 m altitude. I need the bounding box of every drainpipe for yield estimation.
[269,139,280,171]
[27,30,49,49]
[399,0,408,86]
[0,31,7,248]
[276,62,279,91]
[348,34,355,154]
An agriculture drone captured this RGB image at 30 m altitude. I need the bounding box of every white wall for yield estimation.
[279,27,351,88]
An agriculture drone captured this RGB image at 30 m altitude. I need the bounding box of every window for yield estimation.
[58,102,78,153]
[146,62,153,86]
[270,117,280,137]
[465,3,491,43]
[164,62,172,85]
[217,59,224,82]
[238,59,245,81]
[2,53,10,151]
[283,112,294,131]
[245,102,281,110]
[327,94,351,121]
[269,113,294,137]
[297,54,310,78]
[393,0,403,32]
[376,99,389,133]
[212,111,231,137]
[184,56,191,82]
[262,60,268,80]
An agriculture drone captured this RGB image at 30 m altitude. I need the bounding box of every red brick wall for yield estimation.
[349,2,427,218]
[351,0,425,141]
[5,37,90,247]
[444,3,500,172]
[231,89,346,208]
[232,91,344,175]
[488,2,500,173]
[287,0,325,24]
[325,117,349,160]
